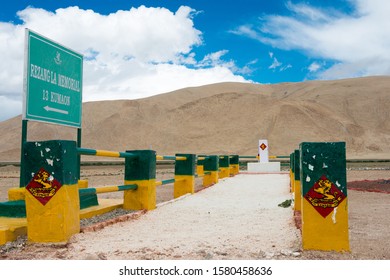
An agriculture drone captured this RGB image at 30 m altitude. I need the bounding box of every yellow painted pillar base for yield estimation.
[290,170,295,192]
[218,167,230,179]
[230,164,239,176]
[8,187,26,201]
[302,199,350,252]
[78,179,88,189]
[174,175,194,198]
[294,179,301,211]
[123,179,156,210]
[203,171,218,187]
[196,165,204,176]
[25,184,80,243]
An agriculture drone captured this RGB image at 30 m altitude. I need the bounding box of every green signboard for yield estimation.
[23,29,83,128]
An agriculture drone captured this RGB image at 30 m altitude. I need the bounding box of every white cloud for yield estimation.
[269,57,282,70]
[308,62,322,73]
[0,5,248,121]
[268,53,291,72]
[280,64,292,71]
[237,59,258,75]
[232,0,390,79]
[0,96,22,121]
[85,62,248,101]
[199,50,233,68]
[16,6,201,63]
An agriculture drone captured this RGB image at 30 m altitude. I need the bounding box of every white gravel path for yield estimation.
[66,173,301,260]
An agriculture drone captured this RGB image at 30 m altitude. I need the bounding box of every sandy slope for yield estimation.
[0,76,389,161]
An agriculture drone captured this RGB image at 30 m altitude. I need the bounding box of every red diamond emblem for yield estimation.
[304,175,346,218]
[26,168,62,206]
[259,143,267,150]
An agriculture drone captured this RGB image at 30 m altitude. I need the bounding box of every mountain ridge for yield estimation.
[0,76,389,161]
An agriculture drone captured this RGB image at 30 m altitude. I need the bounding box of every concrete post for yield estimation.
[124,150,156,210]
[290,152,294,193]
[218,155,230,179]
[229,155,239,176]
[300,142,349,252]
[203,155,219,187]
[174,154,196,198]
[293,149,301,212]
[196,157,205,176]
[23,140,80,243]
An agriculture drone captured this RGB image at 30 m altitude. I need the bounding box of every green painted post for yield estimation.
[22,140,79,187]
[300,142,349,251]
[229,155,239,175]
[204,156,219,172]
[219,155,230,178]
[197,157,205,176]
[174,154,196,198]
[290,152,294,192]
[124,150,156,210]
[203,155,219,187]
[23,140,80,243]
[293,149,301,211]
[175,154,196,176]
[294,150,300,181]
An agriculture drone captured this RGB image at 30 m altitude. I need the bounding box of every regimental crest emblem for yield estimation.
[54,51,62,65]
[304,175,346,218]
[26,168,62,205]
[259,143,267,151]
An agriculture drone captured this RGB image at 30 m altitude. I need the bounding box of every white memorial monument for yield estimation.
[247,139,281,172]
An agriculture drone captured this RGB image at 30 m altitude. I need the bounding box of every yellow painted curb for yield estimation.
[1,198,124,245]
[8,188,26,201]
[0,217,27,245]
[80,199,123,219]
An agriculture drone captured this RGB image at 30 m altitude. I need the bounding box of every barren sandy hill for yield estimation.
[0,76,389,161]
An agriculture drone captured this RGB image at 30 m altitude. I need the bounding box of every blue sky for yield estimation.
[1,0,389,121]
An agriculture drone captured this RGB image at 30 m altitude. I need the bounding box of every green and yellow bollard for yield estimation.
[229,155,239,176]
[300,142,349,252]
[293,149,301,212]
[289,152,294,193]
[174,154,196,198]
[196,157,205,176]
[203,155,219,187]
[124,150,156,210]
[218,155,230,179]
[22,140,80,243]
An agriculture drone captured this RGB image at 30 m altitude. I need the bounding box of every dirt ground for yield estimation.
[0,165,389,260]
